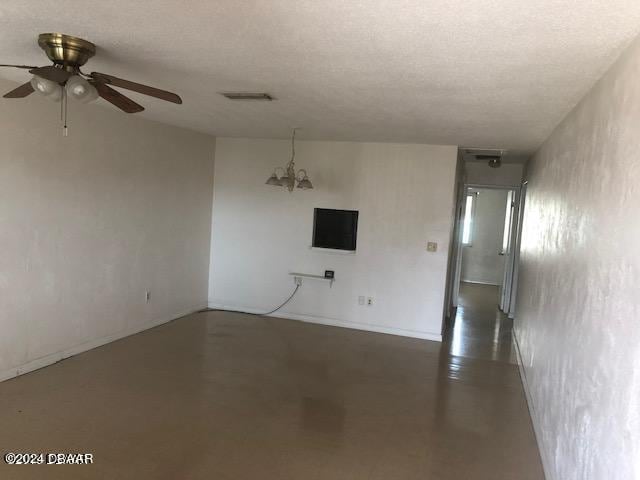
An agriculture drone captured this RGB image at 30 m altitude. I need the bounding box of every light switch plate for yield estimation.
[427,242,438,252]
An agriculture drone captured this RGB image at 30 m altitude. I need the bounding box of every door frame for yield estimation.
[507,181,527,318]
[450,183,522,313]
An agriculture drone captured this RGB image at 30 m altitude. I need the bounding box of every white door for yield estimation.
[508,183,527,318]
[499,189,519,312]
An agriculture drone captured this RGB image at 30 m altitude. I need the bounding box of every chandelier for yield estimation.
[265,128,313,192]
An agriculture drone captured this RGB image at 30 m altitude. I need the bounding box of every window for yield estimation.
[462,194,476,246]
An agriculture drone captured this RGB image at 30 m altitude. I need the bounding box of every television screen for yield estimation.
[312,208,359,251]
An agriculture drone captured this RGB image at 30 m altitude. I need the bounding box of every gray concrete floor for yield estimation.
[0,282,544,479]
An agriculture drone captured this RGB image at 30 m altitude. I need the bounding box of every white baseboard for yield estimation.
[512,329,554,480]
[207,302,442,342]
[0,304,207,384]
[461,279,501,286]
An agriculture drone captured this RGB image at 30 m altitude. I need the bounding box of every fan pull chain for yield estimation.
[61,86,68,137]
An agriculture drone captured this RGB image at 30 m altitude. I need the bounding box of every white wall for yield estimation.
[465,162,523,186]
[209,138,458,341]
[515,36,640,480]
[461,188,508,285]
[0,79,215,381]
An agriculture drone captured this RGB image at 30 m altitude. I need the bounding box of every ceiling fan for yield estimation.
[1,33,182,114]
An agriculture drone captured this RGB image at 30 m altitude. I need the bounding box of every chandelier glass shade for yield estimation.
[65,75,99,103]
[30,75,62,101]
[265,172,281,186]
[265,128,313,192]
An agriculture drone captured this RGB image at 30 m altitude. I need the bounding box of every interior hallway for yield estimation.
[448,282,517,363]
[0,287,543,479]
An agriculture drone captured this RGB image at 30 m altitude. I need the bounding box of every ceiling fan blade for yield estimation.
[3,81,35,98]
[0,64,38,69]
[90,72,182,104]
[29,65,72,83]
[93,81,145,113]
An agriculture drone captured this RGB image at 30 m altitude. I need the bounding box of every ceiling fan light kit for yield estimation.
[1,33,183,135]
[265,128,314,192]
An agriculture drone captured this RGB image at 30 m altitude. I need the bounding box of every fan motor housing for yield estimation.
[38,33,96,69]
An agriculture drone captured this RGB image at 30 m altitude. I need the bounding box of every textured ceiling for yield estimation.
[1,1,640,154]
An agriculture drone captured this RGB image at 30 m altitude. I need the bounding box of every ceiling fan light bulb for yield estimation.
[30,75,59,96]
[66,75,97,102]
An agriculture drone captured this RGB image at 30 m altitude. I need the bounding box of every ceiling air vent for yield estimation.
[221,92,275,101]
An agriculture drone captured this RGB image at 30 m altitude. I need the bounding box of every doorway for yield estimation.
[452,184,521,314]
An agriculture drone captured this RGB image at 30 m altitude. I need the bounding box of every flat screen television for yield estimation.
[312,208,359,251]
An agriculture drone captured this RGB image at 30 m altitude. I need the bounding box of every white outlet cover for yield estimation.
[358,296,365,305]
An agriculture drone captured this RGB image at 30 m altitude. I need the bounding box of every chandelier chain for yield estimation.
[289,127,299,168]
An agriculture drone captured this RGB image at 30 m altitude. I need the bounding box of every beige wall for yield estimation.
[0,79,215,381]
[516,36,640,480]
[209,138,458,340]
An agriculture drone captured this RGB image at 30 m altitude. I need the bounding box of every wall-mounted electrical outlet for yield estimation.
[358,296,365,305]
[367,297,374,306]
[427,242,438,252]
[294,276,303,286]
[145,291,151,303]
